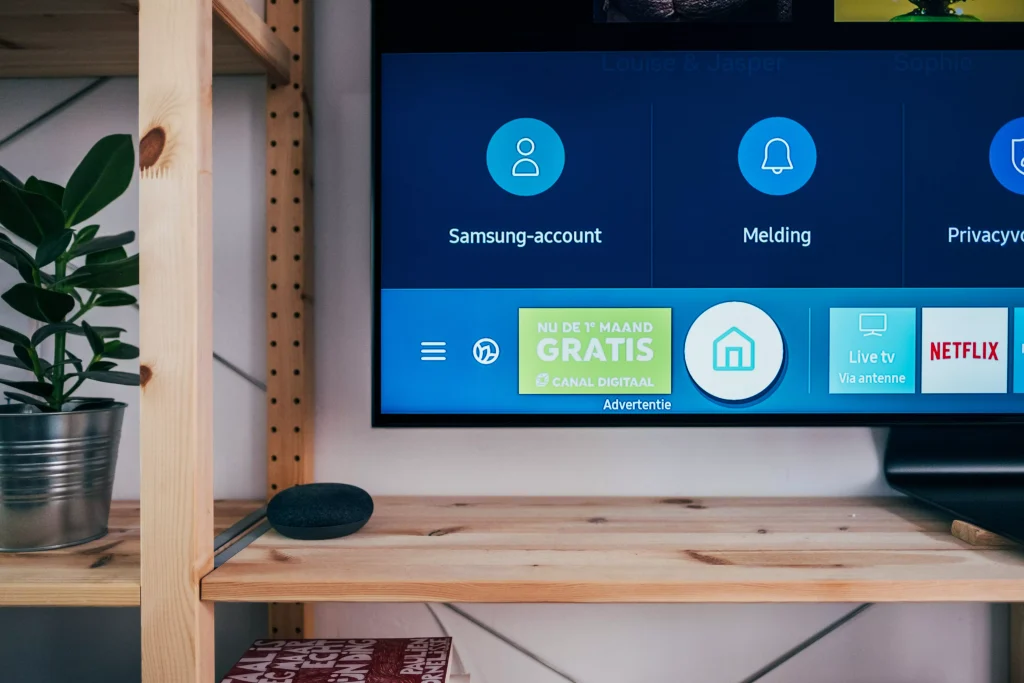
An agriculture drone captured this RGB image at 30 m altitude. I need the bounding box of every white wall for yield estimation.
[311,2,1005,682]
[0,1,1006,681]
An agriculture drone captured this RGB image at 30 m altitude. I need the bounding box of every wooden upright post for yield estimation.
[139,0,215,681]
[266,0,314,640]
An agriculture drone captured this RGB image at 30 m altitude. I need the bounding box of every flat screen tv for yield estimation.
[373,1,1024,426]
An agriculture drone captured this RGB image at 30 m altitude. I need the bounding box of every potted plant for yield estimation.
[0,134,139,551]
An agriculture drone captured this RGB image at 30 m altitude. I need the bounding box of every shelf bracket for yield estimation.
[215,0,293,85]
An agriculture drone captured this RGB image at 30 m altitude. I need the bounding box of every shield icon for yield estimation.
[1014,138,1024,177]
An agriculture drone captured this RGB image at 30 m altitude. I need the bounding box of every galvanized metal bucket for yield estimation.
[0,403,125,552]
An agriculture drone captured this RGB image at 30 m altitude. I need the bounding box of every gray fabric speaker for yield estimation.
[267,483,374,540]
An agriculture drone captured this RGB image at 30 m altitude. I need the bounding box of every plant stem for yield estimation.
[51,259,68,409]
[61,352,100,401]
[63,376,86,400]
[27,349,43,381]
[68,291,96,323]
[51,338,66,408]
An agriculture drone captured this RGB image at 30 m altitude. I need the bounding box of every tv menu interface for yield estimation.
[377,50,1024,419]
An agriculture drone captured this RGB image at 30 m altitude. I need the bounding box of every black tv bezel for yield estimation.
[370,0,1024,428]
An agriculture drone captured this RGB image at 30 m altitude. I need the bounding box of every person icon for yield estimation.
[487,119,564,196]
[511,137,540,177]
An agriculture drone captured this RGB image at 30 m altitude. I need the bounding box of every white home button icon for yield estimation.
[685,302,785,403]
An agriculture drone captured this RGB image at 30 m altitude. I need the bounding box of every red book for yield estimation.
[221,638,455,683]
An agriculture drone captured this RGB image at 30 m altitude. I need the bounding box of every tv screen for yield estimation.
[373,3,1024,426]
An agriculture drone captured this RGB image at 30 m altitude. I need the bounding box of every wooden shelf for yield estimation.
[0,500,261,607]
[202,496,1024,604]
[0,0,292,82]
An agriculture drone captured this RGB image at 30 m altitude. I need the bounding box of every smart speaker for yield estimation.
[267,483,374,540]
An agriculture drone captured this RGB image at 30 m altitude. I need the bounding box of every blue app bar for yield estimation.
[380,289,1024,415]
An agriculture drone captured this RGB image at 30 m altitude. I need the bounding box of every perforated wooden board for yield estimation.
[266,0,315,640]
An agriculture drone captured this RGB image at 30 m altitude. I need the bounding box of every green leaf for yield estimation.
[35,230,74,268]
[15,256,35,285]
[81,321,105,355]
[69,231,135,258]
[80,326,124,339]
[102,341,138,360]
[0,379,54,398]
[13,345,33,370]
[78,370,140,386]
[4,391,51,410]
[66,350,83,374]
[0,324,31,349]
[1,283,75,323]
[0,182,64,245]
[85,246,127,267]
[0,167,23,190]
[31,322,79,347]
[87,360,118,372]
[0,236,39,286]
[60,253,138,289]
[29,323,124,344]
[62,134,135,227]
[95,291,136,307]
[0,355,30,371]
[0,234,37,271]
[24,177,65,206]
[73,224,100,247]
[43,359,84,379]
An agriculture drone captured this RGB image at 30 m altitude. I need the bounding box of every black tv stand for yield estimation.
[885,425,1024,545]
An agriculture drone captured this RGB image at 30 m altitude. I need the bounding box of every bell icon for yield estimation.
[761,137,793,175]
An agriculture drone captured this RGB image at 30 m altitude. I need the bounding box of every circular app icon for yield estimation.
[473,338,500,365]
[990,117,1024,196]
[684,302,785,403]
[487,118,565,196]
[738,117,817,196]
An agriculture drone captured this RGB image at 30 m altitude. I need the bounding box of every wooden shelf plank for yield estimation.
[0,501,141,607]
[0,500,261,607]
[0,0,292,79]
[202,497,1024,604]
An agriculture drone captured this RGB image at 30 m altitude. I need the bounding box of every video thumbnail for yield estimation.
[834,0,1024,22]
[594,0,793,22]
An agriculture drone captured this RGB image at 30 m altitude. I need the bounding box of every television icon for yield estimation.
[859,313,887,337]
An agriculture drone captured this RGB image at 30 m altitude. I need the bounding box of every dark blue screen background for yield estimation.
[378,50,1024,418]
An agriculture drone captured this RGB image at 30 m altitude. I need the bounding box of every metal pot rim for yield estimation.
[0,402,128,417]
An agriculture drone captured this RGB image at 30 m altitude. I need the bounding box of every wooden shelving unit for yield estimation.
[203,497,1024,604]
[1,0,312,681]
[0,500,262,607]
[0,0,291,82]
